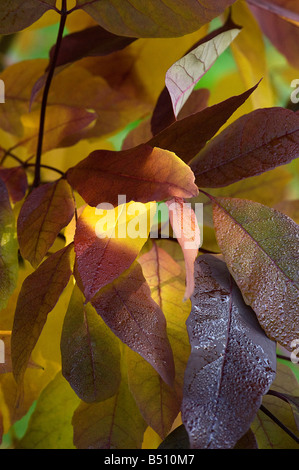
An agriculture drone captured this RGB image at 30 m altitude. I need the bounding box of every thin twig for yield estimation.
[33,0,67,188]
[260,404,299,444]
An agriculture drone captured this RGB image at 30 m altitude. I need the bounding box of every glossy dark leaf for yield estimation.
[182,254,276,449]
[191,107,299,187]
[212,197,299,350]
[67,144,198,207]
[148,83,258,163]
[91,261,175,388]
[17,180,75,267]
[11,244,73,384]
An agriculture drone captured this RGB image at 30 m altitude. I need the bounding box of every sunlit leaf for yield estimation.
[67,144,198,207]
[191,107,299,187]
[17,180,75,268]
[212,197,299,351]
[182,254,276,449]
[91,261,175,387]
[72,366,147,449]
[166,197,201,300]
[11,244,73,384]
[74,202,155,301]
[166,28,240,117]
[60,284,121,403]
[77,0,237,38]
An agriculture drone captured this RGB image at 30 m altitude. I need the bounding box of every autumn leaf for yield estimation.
[0,179,18,311]
[60,284,121,403]
[127,241,191,438]
[16,372,80,449]
[74,202,155,301]
[182,254,276,449]
[190,107,299,187]
[51,25,137,67]
[0,167,28,203]
[148,83,259,163]
[76,0,237,38]
[0,1,57,34]
[91,261,175,388]
[252,363,299,449]
[249,1,299,69]
[212,197,299,350]
[67,144,198,207]
[72,369,147,449]
[17,180,75,268]
[11,244,74,384]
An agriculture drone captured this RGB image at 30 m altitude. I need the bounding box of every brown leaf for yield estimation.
[17,180,75,267]
[67,144,198,207]
[91,261,175,387]
[11,244,73,384]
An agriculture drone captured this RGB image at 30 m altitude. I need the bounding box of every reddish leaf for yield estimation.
[148,83,259,163]
[0,166,28,203]
[91,261,175,388]
[248,0,299,23]
[151,88,210,136]
[212,197,299,350]
[182,254,276,449]
[74,202,154,302]
[191,107,299,187]
[67,144,198,207]
[11,244,73,384]
[248,1,299,68]
[50,26,136,67]
[77,0,237,38]
[166,197,201,300]
[0,1,57,34]
[17,180,75,267]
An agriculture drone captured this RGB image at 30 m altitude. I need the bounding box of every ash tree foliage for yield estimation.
[0,0,298,450]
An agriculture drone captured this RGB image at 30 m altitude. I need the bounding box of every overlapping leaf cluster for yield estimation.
[0,0,298,450]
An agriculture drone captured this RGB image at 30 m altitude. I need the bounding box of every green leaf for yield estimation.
[0,179,18,311]
[60,284,121,403]
[72,366,147,449]
[212,197,299,351]
[16,372,80,449]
